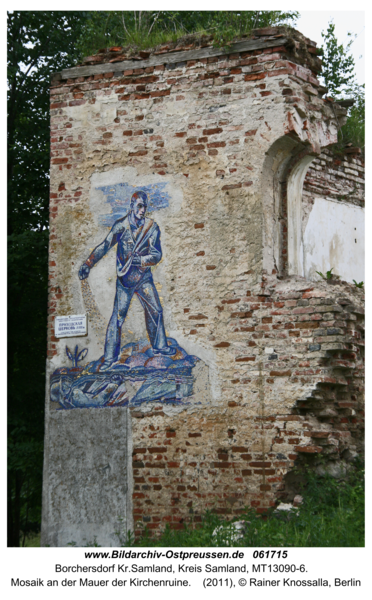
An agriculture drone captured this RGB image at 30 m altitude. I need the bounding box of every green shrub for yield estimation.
[128,461,364,548]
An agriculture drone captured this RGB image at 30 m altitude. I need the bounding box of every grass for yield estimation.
[77,11,299,57]
[127,461,364,548]
[28,461,364,548]
[22,532,41,547]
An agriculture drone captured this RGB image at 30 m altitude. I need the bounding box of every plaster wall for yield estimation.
[42,408,132,547]
[303,198,364,283]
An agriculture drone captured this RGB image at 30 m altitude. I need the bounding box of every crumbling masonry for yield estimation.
[41,26,364,547]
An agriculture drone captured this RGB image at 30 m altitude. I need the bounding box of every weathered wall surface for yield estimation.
[42,27,364,545]
[42,409,131,547]
[302,198,364,283]
[302,150,365,282]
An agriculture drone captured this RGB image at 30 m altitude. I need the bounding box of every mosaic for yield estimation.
[50,338,199,409]
[50,185,203,409]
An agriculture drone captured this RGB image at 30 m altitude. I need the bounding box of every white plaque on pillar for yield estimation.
[55,314,87,338]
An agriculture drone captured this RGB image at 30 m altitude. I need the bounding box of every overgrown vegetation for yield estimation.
[319,21,365,153]
[76,11,299,56]
[124,461,364,548]
[316,268,334,281]
[7,11,87,547]
[24,461,365,548]
[77,13,364,153]
[334,86,365,154]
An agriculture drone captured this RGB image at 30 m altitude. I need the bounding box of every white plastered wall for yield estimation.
[303,198,365,283]
[287,157,365,283]
[287,155,315,277]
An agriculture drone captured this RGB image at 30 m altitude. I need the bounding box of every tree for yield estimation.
[320,21,364,153]
[7,10,88,546]
[320,21,357,98]
[340,86,365,151]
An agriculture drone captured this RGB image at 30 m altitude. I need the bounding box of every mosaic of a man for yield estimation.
[79,190,175,370]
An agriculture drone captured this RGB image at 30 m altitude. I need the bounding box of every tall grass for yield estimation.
[76,11,299,57]
[128,461,364,548]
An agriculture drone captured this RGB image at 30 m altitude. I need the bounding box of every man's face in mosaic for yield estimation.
[132,196,147,220]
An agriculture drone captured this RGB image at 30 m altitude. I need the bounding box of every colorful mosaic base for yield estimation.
[50,338,199,409]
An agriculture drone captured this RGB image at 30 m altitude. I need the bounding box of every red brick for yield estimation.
[150,89,170,98]
[128,150,148,156]
[294,446,322,453]
[50,102,67,109]
[244,73,266,81]
[222,183,242,190]
[254,469,275,475]
[240,58,258,66]
[207,141,226,148]
[134,93,150,100]
[295,321,319,329]
[51,158,68,164]
[270,370,291,377]
[203,128,223,135]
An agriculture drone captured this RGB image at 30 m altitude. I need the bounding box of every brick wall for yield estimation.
[302,148,364,236]
[130,278,364,533]
[44,27,364,542]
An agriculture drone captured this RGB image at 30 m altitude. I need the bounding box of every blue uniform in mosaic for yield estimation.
[79,203,171,367]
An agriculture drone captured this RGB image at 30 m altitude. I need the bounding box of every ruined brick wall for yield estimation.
[302,148,364,241]
[130,278,364,529]
[303,148,365,212]
[300,150,365,283]
[277,149,365,280]
[42,27,364,544]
